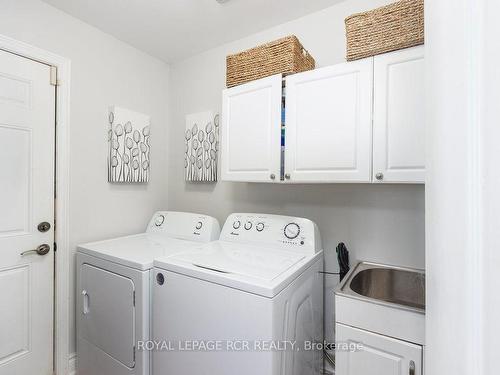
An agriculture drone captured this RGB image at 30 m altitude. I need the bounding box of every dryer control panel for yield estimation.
[147,211,220,242]
[220,213,322,254]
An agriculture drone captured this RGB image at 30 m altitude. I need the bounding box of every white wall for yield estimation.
[0,0,170,355]
[167,0,425,344]
[0,0,426,361]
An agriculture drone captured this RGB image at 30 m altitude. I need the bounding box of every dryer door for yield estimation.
[80,264,136,368]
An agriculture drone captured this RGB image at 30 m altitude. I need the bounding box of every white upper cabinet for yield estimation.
[220,47,425,184]
[221,74,282,182]
[285,59,373,182]
[372,46,425,183]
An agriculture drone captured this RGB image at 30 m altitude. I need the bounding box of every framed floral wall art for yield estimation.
[185,111,219,182]
[108,106,151,183]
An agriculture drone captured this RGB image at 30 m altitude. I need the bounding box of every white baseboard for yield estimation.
[68,352,76,375]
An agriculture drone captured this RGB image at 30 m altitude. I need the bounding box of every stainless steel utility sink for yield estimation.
[337,262,425,313]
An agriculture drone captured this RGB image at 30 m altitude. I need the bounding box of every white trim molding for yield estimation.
[0,34,72,375]
[68,353,77,375]
[426,0,500,374]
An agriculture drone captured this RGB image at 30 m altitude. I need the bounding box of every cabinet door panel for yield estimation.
[336,324,422,375]
[285,59,373,182]
[373,46,425,183]
[221,75,282,182]
[336,324,423,375]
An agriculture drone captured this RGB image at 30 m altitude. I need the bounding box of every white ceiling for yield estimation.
[42,0,341,62]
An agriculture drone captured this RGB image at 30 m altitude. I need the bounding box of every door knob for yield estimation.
[20,244,50,256]
[270,174,276,180]
[285,173,291,180]
[37,221,51,232]
[375,172,384,181]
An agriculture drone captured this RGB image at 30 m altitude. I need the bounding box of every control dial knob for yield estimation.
[155,215,165,227]
[244,221,253,230]
[195,221,203,230]
[284,223,300,239]
[256,222,265,232]
[233,220,241,229]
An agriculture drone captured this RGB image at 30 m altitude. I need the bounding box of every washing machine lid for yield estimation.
[155,241,320,297]
[77,234,201,270]
[173,241,304,280]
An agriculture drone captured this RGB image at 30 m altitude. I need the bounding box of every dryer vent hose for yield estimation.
[336,242,350,282]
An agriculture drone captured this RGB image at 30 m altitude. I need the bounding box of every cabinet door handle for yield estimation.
[409,360,415,375]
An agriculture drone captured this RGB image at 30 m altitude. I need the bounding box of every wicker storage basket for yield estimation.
[226,35,315,88]
[345,0,424,61]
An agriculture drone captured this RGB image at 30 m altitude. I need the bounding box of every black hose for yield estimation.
[336,242,350,281]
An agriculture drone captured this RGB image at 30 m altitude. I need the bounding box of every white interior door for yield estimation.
[0,49,55,375]
[372,46,425,183]
[221,74,282,182]
[285,59,373,182]
[336,324,422,375]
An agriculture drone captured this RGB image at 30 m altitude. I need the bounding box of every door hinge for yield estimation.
[133,291,136,306]
[53,242,57,252]
[50,66,58,86]
[133,345,136,362]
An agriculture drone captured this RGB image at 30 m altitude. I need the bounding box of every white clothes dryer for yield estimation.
[76,211,220,375]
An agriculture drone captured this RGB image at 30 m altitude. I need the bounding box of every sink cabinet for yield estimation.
[220,46,424,184]
[336,324,422,375]
[335,262,425,375]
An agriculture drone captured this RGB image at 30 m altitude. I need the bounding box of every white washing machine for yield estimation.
[152,213,324,375]
[76,211,220,375]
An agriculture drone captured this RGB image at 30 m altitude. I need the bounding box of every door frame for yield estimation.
[0,34,71,375]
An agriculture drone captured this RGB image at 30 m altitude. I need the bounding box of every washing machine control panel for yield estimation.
[147,211,220,242]
[222,213,321,254]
